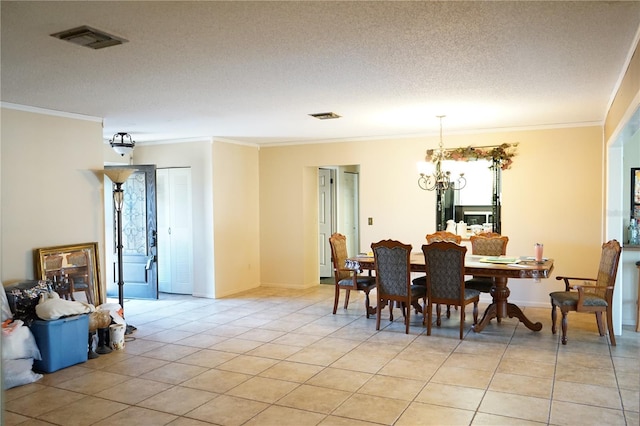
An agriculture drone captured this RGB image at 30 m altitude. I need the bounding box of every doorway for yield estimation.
[104,165,158,300]
[318,165,361,279]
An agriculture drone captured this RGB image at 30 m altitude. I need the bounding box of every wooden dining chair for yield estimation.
[550,240,621,346]
[413,231,463,317]
[371,239,426,334]
[466,233,509,292]
[329,233,376,317]
[413,231,462,289]
[421,241,480,339]
[44,255,73,300]
[66,250,94,305]
[425,231,462,245]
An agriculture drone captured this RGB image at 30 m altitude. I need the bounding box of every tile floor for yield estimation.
[3,285,639,425]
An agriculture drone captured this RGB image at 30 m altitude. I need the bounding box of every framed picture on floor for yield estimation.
[632,168,640,219]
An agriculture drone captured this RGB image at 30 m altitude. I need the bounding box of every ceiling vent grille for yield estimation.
[309,112,341,120]
[50,26,128,50]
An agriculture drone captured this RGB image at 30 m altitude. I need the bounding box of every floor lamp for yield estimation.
[104,168,137,334]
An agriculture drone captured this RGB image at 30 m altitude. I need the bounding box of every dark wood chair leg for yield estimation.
[606,307,616,346]
[333,285,340,314]
[595,311,605,336]
[343,289,351,309]
[364,291,371,319]
[561,310,569,345]
[405,303,410,334]
[551,302,557,334]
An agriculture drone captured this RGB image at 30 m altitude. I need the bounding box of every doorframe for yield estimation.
[318,165,361,279]
[606,102,640,334]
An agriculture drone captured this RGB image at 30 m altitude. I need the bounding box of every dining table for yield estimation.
[347,253,554,332]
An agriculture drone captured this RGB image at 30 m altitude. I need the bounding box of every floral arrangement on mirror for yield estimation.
[426,143,518,170]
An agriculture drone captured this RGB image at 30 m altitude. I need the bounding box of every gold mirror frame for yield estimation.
[33,242,102,306]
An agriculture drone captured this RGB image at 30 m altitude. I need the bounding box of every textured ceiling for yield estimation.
[1,1,639,145]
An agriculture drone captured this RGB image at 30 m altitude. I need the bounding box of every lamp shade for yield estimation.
[417,161,434,176]
[104,168,136,184]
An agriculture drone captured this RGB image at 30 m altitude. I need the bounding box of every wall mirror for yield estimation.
[437,159,501,234]
[34,242,101,306]
[421,142,516,235]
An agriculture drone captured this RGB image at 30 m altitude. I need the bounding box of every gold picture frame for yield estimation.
[34,242,102,306]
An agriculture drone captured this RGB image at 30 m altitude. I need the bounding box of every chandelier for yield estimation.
[417,115,466,192]
[109,132,135,157]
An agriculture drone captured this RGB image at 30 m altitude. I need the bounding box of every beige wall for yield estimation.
[259,126,604,309]
[131,140,262,299]
[127,139,261,299]
[2,38,637,324]
[133,140,217,298]
[1,108,105,286]
[211,141,261,297]
[0,110,631,322]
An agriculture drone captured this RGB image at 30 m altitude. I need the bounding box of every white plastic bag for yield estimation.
[2,358,43,389]
[2,320,41,361]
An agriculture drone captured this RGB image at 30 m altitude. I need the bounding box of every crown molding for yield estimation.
[1,102,103,123]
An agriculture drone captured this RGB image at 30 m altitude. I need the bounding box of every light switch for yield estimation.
[368,217,373,225]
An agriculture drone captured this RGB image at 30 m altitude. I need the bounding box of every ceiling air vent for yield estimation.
[50,26,128,50]
[309,112,341,120]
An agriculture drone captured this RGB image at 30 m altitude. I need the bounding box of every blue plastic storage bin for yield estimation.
[29,314,89,373]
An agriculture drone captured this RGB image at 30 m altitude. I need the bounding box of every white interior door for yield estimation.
[157,167,194,294]
[318,168,335,277]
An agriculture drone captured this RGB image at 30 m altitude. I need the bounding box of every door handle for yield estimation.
[145,255,155,270]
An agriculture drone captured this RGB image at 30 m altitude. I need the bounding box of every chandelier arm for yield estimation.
[418,174,438,191]
[455,175,467,190]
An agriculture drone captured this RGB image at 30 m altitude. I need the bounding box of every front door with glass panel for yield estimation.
[105,164,158,300]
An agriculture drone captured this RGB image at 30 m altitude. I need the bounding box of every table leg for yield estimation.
[473,276,542,332]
